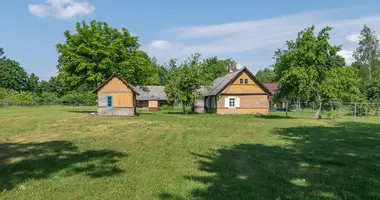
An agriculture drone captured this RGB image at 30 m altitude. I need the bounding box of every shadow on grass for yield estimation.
[0,141,127,191]
[136,112,154,116]
[164,111,201,115]
[161,122,380,199]
[254,113,295,119]
[68,110,96,114]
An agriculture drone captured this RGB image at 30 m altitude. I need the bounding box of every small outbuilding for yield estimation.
[95,73,139,116]
[135,86,167,111]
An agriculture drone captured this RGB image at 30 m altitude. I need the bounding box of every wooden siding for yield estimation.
[222,72,265,94]
[97,76,135,108]
[217,94,268,108]
[148,100,158,108]
[98,92,134,107]
[217,108,269,115]
[99,77,132,91]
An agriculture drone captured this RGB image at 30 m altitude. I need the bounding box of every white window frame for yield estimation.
[225,96,240,108]
[229,98,236,108]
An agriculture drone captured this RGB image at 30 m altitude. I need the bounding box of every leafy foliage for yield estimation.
[26,73,40,93]
[59,91,96,106]
[199,56,230,84]
[38,77,66,97]
[56,20,158,91]
[255,68,276,83]
[39,92,59,105]
[165,54,204,113]
[0,47,5,60]
[0,59,28,91]
[353,25,380,81]
[273,26,360,118]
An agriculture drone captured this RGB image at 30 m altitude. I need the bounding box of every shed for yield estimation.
[95,73,139,116]
[135,86,167,111]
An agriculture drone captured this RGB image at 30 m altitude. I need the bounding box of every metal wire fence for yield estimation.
[270,101,380,120]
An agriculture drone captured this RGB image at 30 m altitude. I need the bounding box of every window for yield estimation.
[229,98,235,107]
[106,96,113,108]
[240,79,243,84]
[244,79,248,84]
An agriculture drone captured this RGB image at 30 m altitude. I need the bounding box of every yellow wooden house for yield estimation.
[204,67,272,115]
[95,73,139,116]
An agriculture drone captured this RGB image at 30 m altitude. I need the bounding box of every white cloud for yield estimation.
[28,0,95,19]
[28,4,49,17]
[338,50,355,65]
[346,33,360,43]
[141,40,185,61]
[143,8,380,69]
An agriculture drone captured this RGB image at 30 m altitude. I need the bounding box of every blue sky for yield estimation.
[0,0,380,80]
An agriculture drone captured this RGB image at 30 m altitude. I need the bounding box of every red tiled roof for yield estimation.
[263,83,278,95]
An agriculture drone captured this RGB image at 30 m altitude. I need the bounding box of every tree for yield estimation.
[26,73,40,93]
[39,77,66,97]
[353,25,380,81]
[255,68,276,83]
[0,59,28,91]
[165,54,203,113]
[225,58,239,72]
[56,20,158,91]
[273,26,358,119]
[199,56,229,84]
[0,47,5,60]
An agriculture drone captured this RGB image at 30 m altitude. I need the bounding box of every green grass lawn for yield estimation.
[0,106,379,200]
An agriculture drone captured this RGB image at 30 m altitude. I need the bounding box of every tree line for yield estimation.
[0,20,237,107]
[0,20,379,116]
[255,25,380,119]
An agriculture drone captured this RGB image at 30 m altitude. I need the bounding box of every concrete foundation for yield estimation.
[97,107,136,116]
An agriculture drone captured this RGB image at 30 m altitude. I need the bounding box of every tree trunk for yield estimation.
[369,63,372,81]
[182,101,186,113]
[313,87,322,119]
[191,103,195,113]
[314,101,322,119]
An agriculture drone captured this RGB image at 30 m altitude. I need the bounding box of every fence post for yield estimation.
[354,102,357,120]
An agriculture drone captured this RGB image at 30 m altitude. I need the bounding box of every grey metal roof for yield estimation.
[135,86,167,101]
[205,68,244,96]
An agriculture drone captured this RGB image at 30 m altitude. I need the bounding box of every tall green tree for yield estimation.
[0,47,5,60]
[56,20,158,90]
[255,68,276,83]
[0,59,28,91]
[198,56,230,84]
[165,54,203,113]
[39,77,66,97]
[273,26,359,119]
[26,73,40,93]
[225,58,239,72]
[353,25,380,81]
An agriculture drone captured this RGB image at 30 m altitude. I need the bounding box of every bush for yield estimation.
[12,91,39,106]
[0,88,13,107]
[0,88,97,107]
[59,91,96,106]
[39,92,59,105]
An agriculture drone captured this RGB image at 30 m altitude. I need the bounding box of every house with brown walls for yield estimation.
[135,86,167,111]
[95,73,139,116]
[204,67,272,115]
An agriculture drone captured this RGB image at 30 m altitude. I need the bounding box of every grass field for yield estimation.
[0,106,379,200]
